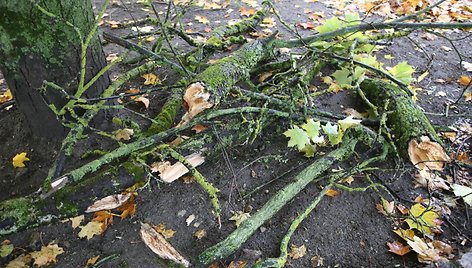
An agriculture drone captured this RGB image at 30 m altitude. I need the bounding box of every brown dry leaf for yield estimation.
[239,6,256,17]
[179,82,213,126]
[116,195,137,219]
[115,128,134,141]
[195,15,210,24]
[414,170,450,191]
[142,73,160,85]
[135,96,150,109]
[86,255,100,267]
[325,188,338,197]
[376,199,395,216]
[92,210,114,231]
[408,136,450,171]
[228,260,247,268]
[70,215,84,229]
[140,223,190,267]
[459,75,471,86]
[30,244,64,267]
[150,161,171,174]
[288,244,307,259]
[341,176,354,184]
[182,175,196,184]
[0,89,13,104]
[154,223,176,239]
[387,241,411,256]
[192,124,208,133]
[407,236,453,264]
[296,21,316,29]
[158,152,205,183]
[258,71,273,82]
[396,204,409,215]
[85,193,132,213]
[6,254,32,268]
[194,229,206,239]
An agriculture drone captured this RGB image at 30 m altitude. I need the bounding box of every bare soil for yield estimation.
[1,1,471,267]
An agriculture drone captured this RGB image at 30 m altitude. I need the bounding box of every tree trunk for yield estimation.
[0,0,110,138]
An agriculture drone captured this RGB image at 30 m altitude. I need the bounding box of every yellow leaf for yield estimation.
[5,254,32,268]
[153,223,176,239]
[30,244,64,267]
[86,255,100,267]
[115,128,134,141]
[142,73,160,85]
[12,152,30,168]
[70,215,84,229]
[78,221,104,240]
[0,89,13,104]
[325,188,338,197]
[195,15,210,24]
[458,75,471,86]
[288,244,307,259]
[194,229,206,239]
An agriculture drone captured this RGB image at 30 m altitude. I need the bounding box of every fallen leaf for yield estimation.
[464,92,471,102]
[195,15,210,24]
[106,53,119,62]
[85,193,132,213]
[228,260,247,268]
[284,125,310,151]
[132,25,154,33]
[12,152,30,168]
[387,241,411,256]
[393,228,415,240]
[405,204,440,235]
[158,152,205,183]
[288,244,307,259]
[414,170,450,191]
[92,210,114,231]
[142,73,161,85]
[154,223,176,239]
[408,136,450,171]
[0,89,13,104]
[396,204,409,215]
[239,6,255,17]
[459,75,471,86]
[135,96,150,109]
[140,223,190,267]
[78,221,104,240]
[186,214,196,226]
[376,198,395,216]
[86,255,100,267]
[30,244,64,267]
[407,236,452,264]
[5,254,32,268]
[194,229,206,239]
[325,188,338,197]
[261,17,276,28]
[452,184,472,206]
[115,128,134,141]
[192,124,208,133]
[258,71,273,82]
[116,195,137,219]
[0,242,13,258]
[296,21,316,29]
[230,211,251,228]
[179,83,213,126]
[337,116,362,132]
[70,215,85,229]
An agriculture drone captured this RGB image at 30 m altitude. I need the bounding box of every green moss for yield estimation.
[0,197,38,231]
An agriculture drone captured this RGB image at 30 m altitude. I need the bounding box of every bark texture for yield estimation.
[0,0,110,138]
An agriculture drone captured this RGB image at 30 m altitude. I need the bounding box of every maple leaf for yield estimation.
[12,152,30,168]
[78,221,104,240]
[229,211,251,228]
[30,244,64,267]
[388,61,415,84]
[315,16,342,34]
[142,73,161,85]
[302,119,321,142]
[284,126,310,151]
[405,204,440,235]
[288,244,307,259]
[387,241,411,256]
[331,68,352,88]
[337,116,361,132]
[154,223,176,239]
[322,122,342,145]
[452,184,472,206]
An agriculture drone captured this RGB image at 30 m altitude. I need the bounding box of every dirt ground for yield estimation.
[1,0,472,267]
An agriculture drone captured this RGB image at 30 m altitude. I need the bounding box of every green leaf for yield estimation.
[322,122,342,145]
[302,119,321,141]
[354,54,384,70]
[344,13,361,26]
[0,244,14,258]
[338,116,362,132]
[452,184,472,206]
[302,144,316,158]
[284,126,310,151]
[388,61,415,84]
[331,68,352,87]
[315,16,342,34]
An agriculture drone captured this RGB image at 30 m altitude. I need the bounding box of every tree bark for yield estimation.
[0,0,110,138]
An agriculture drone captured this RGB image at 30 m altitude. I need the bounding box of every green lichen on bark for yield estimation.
[360,78,441,156]
[0,197,38,235]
